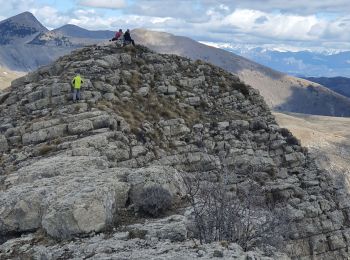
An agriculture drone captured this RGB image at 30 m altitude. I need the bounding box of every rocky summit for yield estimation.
[0,44,350,259]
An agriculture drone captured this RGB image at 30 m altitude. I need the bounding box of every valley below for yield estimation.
[0,67,25,90]
[275,112,350,186]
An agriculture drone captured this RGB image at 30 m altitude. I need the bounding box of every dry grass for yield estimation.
[124,45,137,57]
[134,57,146,67]
[52,138,62,146]
[113,91,200,133]
[74,104,86,112]
[127,72,141,90]
[96,100,113,111]
[0,67,26,90]
[38,144,56,156]
[274,111,350,185]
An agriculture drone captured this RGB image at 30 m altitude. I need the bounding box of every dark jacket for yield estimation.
[124,31,132,41]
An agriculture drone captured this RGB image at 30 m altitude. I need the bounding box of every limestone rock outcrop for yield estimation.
[0,216,289,259]
[0,44,350,259]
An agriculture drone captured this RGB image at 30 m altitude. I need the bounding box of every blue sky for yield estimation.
[1,0,350,51]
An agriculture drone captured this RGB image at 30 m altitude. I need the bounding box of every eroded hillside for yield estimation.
[0,44,350,259]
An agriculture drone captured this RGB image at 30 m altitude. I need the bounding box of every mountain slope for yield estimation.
[305,76,350,98]
[132,29,350,116]
[0,12,77,71]
[275,112,350,177]
[0,44,350,259]
[0,11,47,45]
[0,14,113,71]
[0,44,76,71]
[28,31,74,47]
[53,24,113,39]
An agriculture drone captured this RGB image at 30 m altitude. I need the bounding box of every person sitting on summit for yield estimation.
[123,29,135,46]
[111,29,123,41]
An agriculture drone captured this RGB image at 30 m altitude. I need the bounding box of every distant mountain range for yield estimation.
[204,43,350,78]
[2,12,350,117]
[0,11,47,45]
[0,12,114,71]
[53,24,113,39]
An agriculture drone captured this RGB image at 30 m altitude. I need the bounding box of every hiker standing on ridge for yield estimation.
[71,74,84,102]
[123,29,135,46]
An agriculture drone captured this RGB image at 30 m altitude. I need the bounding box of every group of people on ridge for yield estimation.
[71,29,136,102]
[111,28,135,46]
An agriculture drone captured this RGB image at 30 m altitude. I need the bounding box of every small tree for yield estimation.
[183,172,289,251]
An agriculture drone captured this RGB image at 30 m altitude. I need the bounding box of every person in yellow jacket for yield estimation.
[71,74,84,102]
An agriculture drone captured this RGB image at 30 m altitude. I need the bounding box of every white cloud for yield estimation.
[2,0,350,51]
[5,4,348,51]
[221,9,321,41]
[201,0,350,14]
[79,0,126,9]
[0,0,36,18]
[30,6,70,28]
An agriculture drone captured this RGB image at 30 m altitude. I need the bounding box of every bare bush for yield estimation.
[136,185,173,217]
[183,172,289,251]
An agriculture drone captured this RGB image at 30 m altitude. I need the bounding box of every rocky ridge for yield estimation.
[132,29,350,116]
[0,44,350,259]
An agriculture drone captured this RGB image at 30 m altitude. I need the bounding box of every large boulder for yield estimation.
[0,156,130,239]
[41,176,129,239]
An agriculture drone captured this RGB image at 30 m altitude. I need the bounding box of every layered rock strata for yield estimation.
[0,44,349,259]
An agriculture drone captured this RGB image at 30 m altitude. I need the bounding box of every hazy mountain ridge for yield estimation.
[0,11,47,45]
[305,76,350,98]
[208,43,350,78]
[0,44,76,71]
[28,31,74,47]
[53,24,113,39]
